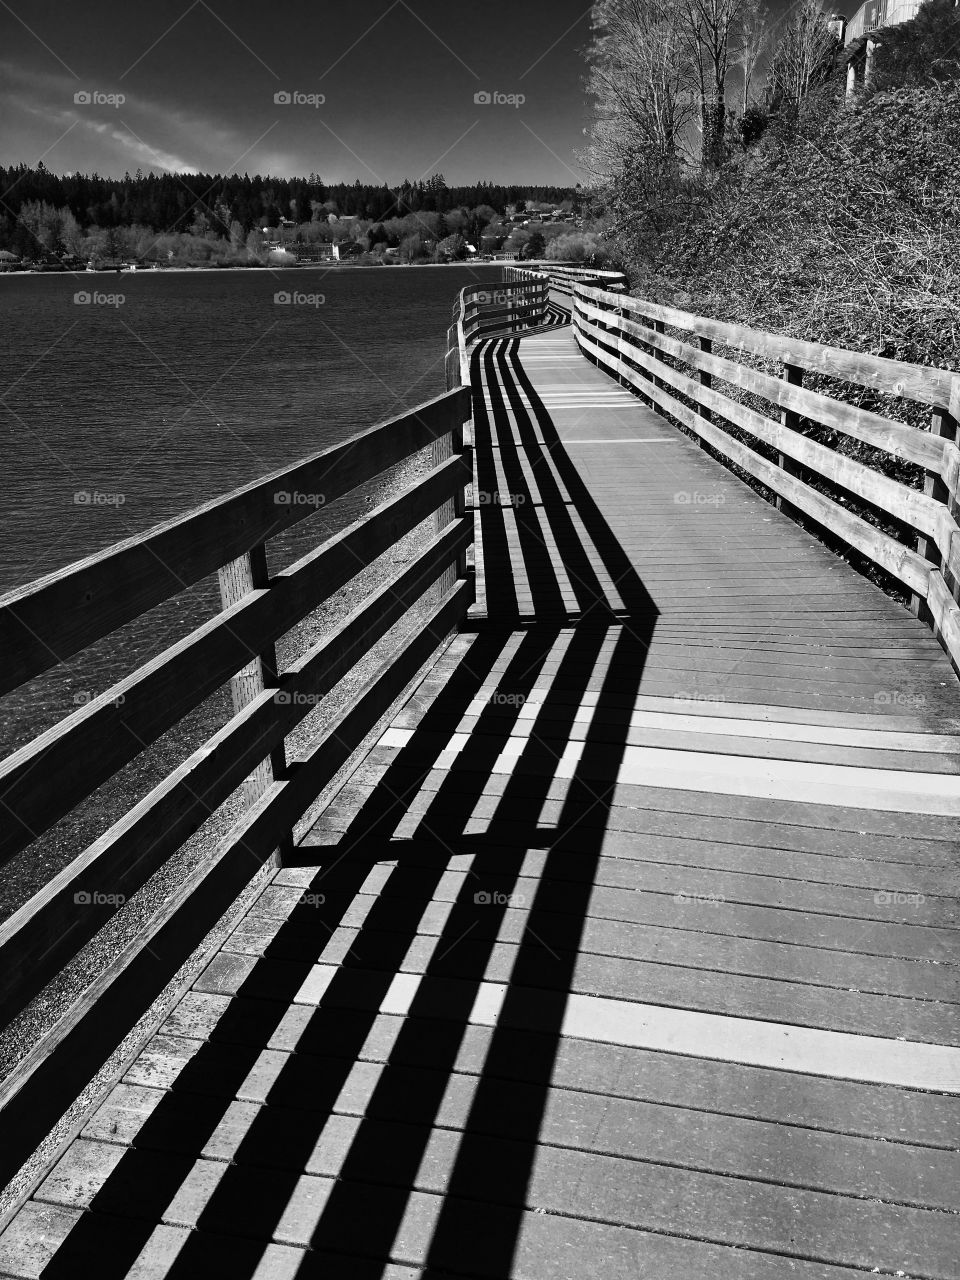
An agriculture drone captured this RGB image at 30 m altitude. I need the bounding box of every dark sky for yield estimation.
[0,0,598,184]
[1,0,857,185]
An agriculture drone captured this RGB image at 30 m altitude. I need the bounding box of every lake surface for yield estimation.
[0,264,496,591]
[0,264,499,912]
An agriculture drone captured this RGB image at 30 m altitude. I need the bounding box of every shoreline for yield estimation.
[0,260,516,278]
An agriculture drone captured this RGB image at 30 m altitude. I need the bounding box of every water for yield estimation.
[0,264,494,590]
[0,264,497,913]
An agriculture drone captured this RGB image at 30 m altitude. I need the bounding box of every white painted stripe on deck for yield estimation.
[295,967,960,1092]
[379,726,960,815]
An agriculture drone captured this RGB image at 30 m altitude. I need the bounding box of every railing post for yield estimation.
[653,321,666,411]
[776,363,803,518]
[912,405,958,619]
[641,317,665,413]
[218,543,291,867]
[614,302,628,389]
[695,335,712,448]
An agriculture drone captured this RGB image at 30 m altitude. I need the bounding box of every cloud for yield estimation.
[80,117,198,174]
[0,59,255,175]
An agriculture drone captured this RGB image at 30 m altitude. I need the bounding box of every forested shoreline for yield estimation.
[0,171,602,268]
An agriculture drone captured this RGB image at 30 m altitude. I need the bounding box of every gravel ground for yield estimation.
[0,441,456,1226]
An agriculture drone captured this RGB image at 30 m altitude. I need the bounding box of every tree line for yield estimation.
[0,167,577,261]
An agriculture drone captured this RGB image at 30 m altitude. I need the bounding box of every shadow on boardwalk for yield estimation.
[39,334,659,1278]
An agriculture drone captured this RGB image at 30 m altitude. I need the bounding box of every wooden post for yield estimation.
[696,335,712,446]
[776,363,803,518]
[912,406,957,619]
[615,305,629,390]
[217,543,291,865]
[651,319,666,414]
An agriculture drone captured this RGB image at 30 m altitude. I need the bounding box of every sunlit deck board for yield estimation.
[2,327,959,1280]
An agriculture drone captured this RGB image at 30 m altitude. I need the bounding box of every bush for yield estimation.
[551,230,609,263]
[622,81,960,376]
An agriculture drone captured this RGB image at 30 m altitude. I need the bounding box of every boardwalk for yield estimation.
[2,321,960,1278]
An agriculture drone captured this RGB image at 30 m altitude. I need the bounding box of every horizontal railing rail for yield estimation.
[507,263,628,298]
[0,387,473,1191]
[571,282,960,671]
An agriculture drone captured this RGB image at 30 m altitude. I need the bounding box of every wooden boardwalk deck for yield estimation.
[3,325,960,1279]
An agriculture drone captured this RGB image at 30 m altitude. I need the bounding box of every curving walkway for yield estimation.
[2,325,959,1280]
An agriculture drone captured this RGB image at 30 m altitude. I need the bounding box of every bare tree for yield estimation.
[681,0,752,165]
[768,0,838,114]
[732,0,769,113]
[583,0,700,182]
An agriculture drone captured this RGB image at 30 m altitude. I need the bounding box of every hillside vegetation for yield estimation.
[589,0,960,374]
[582,0,960,596]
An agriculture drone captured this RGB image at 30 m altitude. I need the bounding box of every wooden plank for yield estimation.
[79,1072,960,1210]
[0,457,469,867]
[0,521,471,1026]
[0,580,470,1195]
[0,388,469,696]
[229,901,960,1022]
[926,569,960,673]
[159,997,960,1147]
[20,1140,891,1278]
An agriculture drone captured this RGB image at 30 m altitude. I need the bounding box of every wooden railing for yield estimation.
[506,263,628,298]
[445,272,547,389]
[0,388,473,1189]
[572,282,960,670]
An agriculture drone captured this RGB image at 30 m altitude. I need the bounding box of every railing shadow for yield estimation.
[39,333,659,1278]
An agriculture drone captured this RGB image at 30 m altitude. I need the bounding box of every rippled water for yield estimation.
[0,264,493,591]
